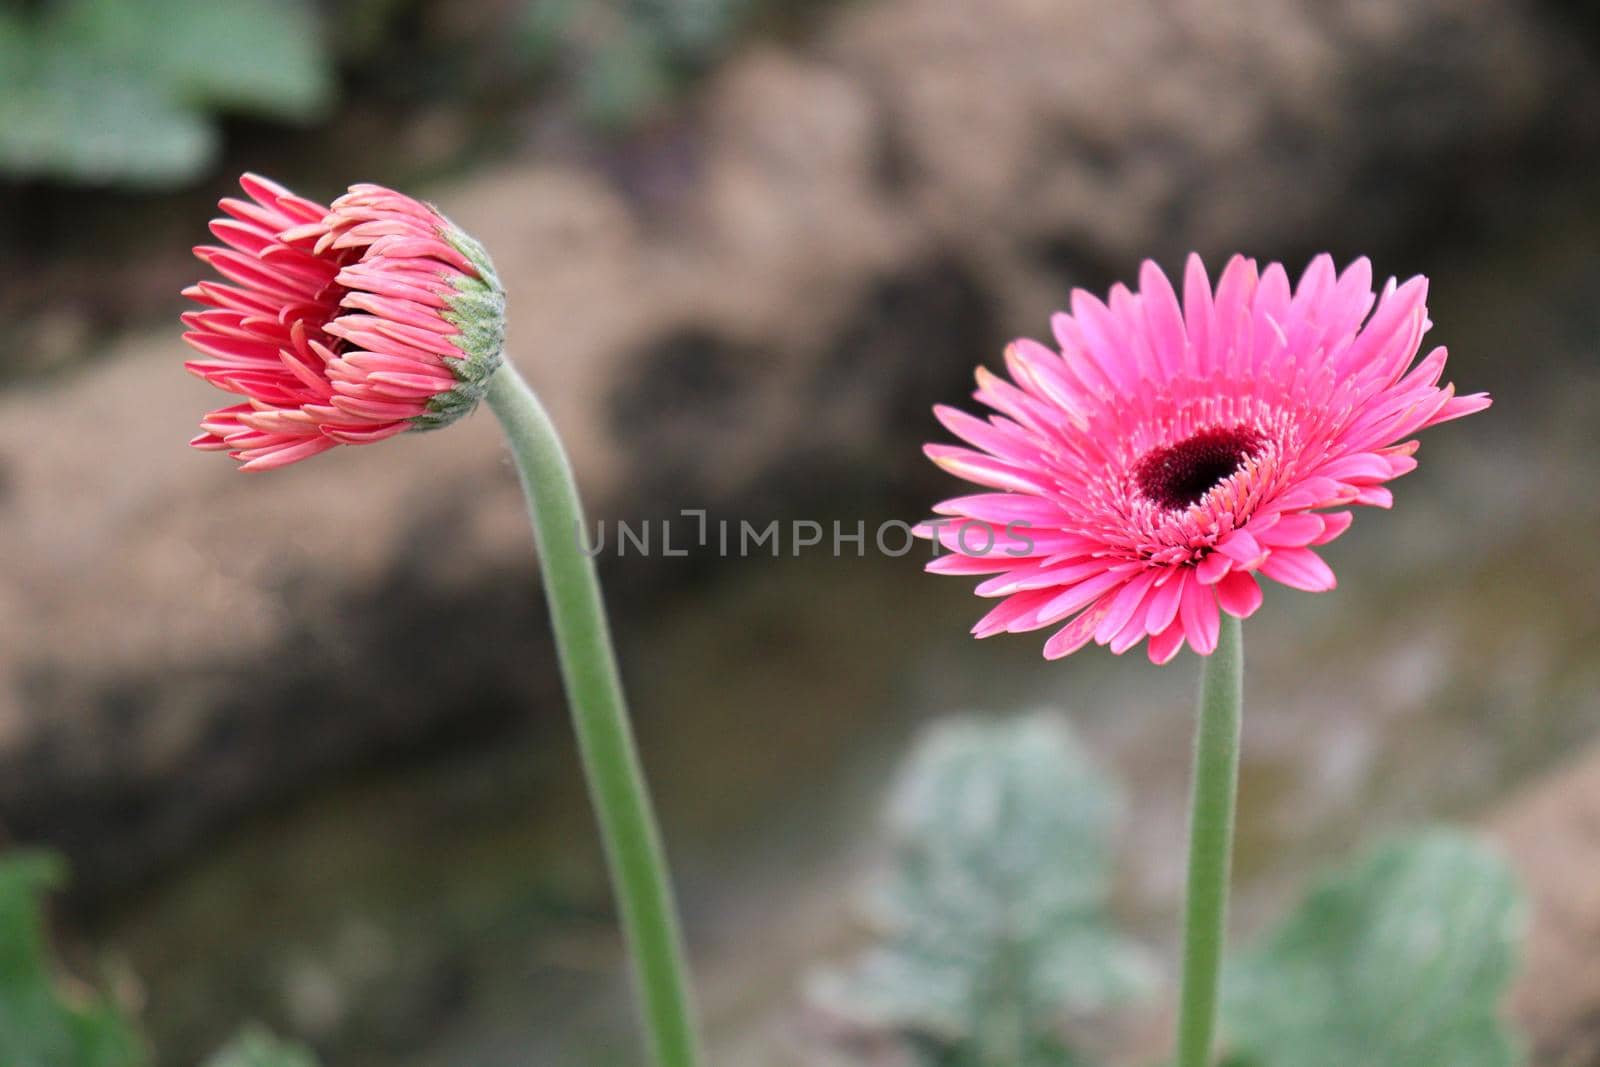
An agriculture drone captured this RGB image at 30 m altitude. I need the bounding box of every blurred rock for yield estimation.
[2,0,1598,902]
[1493,748,1600,1067]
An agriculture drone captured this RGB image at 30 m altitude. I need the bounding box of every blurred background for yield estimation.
[2,0,1599,1063]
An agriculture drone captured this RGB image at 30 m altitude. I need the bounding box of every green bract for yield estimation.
[413,222,508,433]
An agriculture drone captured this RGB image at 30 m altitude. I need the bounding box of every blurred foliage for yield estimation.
[519,0,806,128]
[0,0,331,187]
[811,712,1155,1066]
[200,1028,321,1067]
[813,714,1527,1067]
[0,0,827,191]
[1220,832,1525,1067]
[0,729,1528,1067]
[0,851,320,1067]
[0,851,144,1067]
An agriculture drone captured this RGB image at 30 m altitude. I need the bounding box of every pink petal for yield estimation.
[1256,513,1325,548]
[1148,620,1187,664]
[1196,551,1233,585]
[1094,570,1159,645]
[1179,576,1221,655]
[1311,511,1354,544]
[1037,568,1135,626]
[1182,253,1215,375]
[1215,570,1264,619]
[1216,528,1267,568]
[1315,452,1393,483]
[1259,547,1337,592]
[1428,391,1492,425]
[924,445,1048,494]
[1140,260,1187,379]
[1144,569,1187,635]
[1043,600,1115,659]
[1354,486,1393,508]
[972,589,1057,637]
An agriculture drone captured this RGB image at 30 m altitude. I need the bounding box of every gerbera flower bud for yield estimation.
[183,174,505,470]
[922,254,1491,664]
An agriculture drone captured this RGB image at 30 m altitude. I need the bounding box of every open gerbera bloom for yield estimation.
[183,174,504,471]
[923,254,1490,663]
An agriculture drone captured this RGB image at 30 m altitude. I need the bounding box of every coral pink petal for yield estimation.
[183,174,495,471]
[236,436,339,471]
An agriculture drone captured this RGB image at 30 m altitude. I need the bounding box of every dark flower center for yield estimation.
[1134,425,1265,510]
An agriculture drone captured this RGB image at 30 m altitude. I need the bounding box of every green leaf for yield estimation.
[202,1026,321,1067]
[52,0,332,120]
[0,48,215,187]
[0,851,145,1067]
[1221,831,1525,1067]
[0,0,331,186]
[813,712,1151,1065]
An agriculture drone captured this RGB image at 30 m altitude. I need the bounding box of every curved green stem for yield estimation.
[485,363,703,1067]
[1176,614,1243,1067]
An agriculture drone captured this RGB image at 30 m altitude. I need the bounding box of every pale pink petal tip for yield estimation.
[921,253,1488,662]
[181,174,505,471]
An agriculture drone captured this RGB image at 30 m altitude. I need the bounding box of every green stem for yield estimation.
[1176,613,1243,1067]
[485,363,703,1067]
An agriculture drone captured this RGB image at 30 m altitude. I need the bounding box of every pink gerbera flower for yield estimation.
[922,254,1490,664]
[183,174,504,471]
